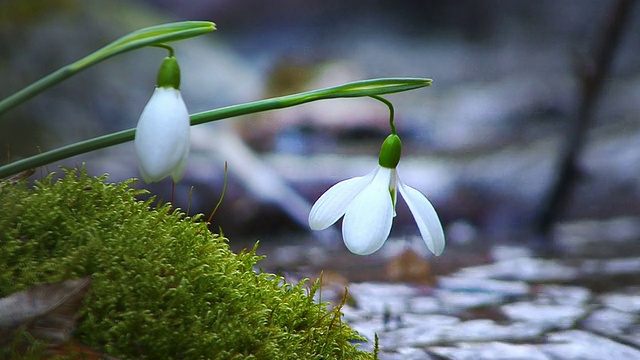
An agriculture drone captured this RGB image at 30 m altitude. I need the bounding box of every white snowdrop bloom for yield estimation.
[134,56,190,183]
[309,134,445,256]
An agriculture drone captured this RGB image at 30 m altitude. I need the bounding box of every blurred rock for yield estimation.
[454,258,580,282]
[502,302,585,330]
[533,284,591,307]
[582,307,638,341]
[438,276,529,298]
[599,288,640,313]
[432,342,553,360]
[317,234,640,358]
[541,330,640,360]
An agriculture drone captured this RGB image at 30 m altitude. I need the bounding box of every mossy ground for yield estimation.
[0,168,373,359]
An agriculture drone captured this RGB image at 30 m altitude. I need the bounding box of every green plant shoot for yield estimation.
[0,78,431,179]
[0,21,215,117]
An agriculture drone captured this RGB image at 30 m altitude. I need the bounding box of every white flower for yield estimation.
[134,56,190,183]
[308,135,445,256]
[134,87,190,183]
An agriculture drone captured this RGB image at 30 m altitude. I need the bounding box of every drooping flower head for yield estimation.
[134,55,190,183]
[309,133,445,256]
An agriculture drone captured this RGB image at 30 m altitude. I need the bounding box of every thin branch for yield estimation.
[535,0,636,236]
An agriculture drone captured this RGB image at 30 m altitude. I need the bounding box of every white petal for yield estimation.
[308,168,379,230]
[170,144,190,183]
[342,167,394,255]
[398,179,445,256]
[134,87,190,183]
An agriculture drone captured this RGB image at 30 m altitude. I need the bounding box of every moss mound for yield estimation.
[0,168,372,359]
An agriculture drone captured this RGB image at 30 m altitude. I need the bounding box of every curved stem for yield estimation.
[152,44,175,57]
[369,95,396,134]
[0,77,431,179]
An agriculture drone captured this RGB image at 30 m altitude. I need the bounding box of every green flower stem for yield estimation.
[370,95,396,134]
[0,77,431,179]
[0,21,215,117]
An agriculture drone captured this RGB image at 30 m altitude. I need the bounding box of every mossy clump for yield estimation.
[0,168,372,359]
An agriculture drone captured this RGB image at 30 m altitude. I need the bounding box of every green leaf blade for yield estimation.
[0,21,216,116]
[74,21,216,69]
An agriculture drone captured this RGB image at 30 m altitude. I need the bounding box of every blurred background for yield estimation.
[2,0,640,270]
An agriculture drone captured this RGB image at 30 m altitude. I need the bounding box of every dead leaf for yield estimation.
[312,271,354,309]
[0,277,92,347]
[46,338,122,360]
[0,169,35,189]
[384,249,437,285]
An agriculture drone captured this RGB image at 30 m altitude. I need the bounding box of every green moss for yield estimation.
[0,168,372,359]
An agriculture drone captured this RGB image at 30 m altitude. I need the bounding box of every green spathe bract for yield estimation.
[0,168,372,359]
[378,134,402,169]
[156,56,181,89]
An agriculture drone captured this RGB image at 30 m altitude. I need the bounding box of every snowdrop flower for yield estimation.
[134,56,190,183]
[309,134,445,256]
